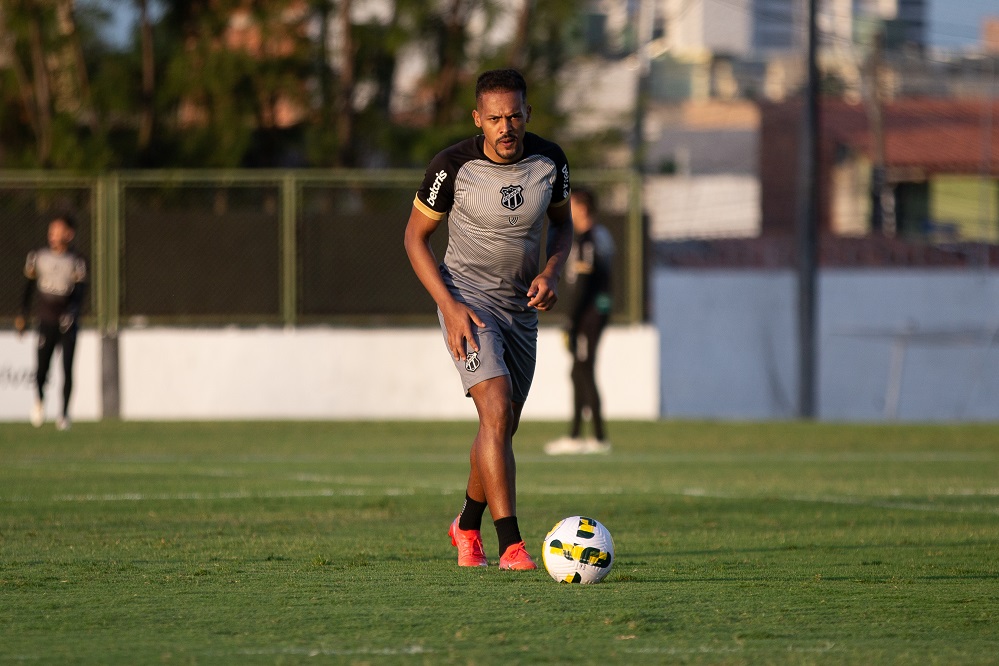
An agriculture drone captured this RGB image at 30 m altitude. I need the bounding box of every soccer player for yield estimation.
[404,69,574,570]
[15,214,88,430]
[544,187,615,455]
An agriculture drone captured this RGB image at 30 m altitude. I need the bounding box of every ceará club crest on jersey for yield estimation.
[500,185,524,211]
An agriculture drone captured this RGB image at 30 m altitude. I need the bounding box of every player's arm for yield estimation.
[15,281,32,335]
[15,252,37,335]
[527,198,574,311]
[403,205,484,362]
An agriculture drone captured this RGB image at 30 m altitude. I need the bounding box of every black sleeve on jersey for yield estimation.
[21,277,35,319]
[525,133,571,206]
[20,249,37,318]
[414,138,479,219]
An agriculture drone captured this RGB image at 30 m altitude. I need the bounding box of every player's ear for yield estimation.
[525,104,532,123]
[472,109,482,128]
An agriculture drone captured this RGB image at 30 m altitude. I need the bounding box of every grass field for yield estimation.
[1,420,998,665]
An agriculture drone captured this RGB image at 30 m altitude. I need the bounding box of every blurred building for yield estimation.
[985,17,999,55]
[760,97,999,240]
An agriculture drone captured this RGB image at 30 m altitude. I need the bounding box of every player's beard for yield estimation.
[493,133,522,161]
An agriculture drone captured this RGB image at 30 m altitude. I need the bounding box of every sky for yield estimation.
[89,0,996,51]
[926,0,997,48]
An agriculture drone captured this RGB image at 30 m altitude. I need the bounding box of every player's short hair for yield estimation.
[52,213,76,230]
[571,187,597,213]
[475,69,527,105]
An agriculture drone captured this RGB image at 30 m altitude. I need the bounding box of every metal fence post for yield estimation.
[628,170,646,324]
[97,173,121,419]
[281,172,297,326]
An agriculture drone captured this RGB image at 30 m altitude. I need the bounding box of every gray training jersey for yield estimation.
[24,248,87,325]
[414,132,570,312]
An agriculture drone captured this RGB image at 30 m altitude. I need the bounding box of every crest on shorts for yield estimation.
[500,185,524,211]
[464,351,480,372]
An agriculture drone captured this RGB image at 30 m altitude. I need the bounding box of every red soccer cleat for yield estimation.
[499,541,537,571]
[449,518,488,567]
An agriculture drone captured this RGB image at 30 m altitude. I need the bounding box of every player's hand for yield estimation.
[441,301,485,362]
[59,314,74,334]
[527,274,558,311]
[14,316,26,338]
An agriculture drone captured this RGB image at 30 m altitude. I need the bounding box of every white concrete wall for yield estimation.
[656,270,798,419]
[2,325,658,423]
[0,330,102,422]
[8,268,998,424]
[654,268,999,421]
[116,325,658,421]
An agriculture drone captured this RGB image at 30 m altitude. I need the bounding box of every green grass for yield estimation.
[1,420,998,665]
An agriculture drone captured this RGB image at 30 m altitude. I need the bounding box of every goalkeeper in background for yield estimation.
[545,187,614,455]
[15,214,88,431]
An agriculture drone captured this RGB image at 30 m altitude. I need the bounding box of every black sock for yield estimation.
[494,516,523,556]
[457,494,487,531]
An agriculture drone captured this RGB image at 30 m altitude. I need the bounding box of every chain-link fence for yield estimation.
[1,178,95,321]
[1,170,644,330]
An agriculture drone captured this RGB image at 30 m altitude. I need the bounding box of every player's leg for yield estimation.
[32,324,59,426]
[591,312,609,442]
[447,377,514,568]
[576,309,610,450]
[439,306,508,566]
[57,327,77,429]
[468,378,535,569]
[571,312,599,435]
[468,375,517,519]
[485,310,537,569]
[440,304,518,515]
[465,394,525,513]
[35,324,59,400]
[32,324,58,426]
[451,439,489,567]
[570,348,587,439]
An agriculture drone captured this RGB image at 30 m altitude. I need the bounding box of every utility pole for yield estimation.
[863,28,892,235]
[796,0,820,419]
[980,55,996,264]
[632,0,654,173]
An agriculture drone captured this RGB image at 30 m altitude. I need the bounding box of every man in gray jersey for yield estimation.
[404,69,574,570]
[15,214,88,430]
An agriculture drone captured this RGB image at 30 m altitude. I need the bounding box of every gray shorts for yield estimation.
[437,304,538,404]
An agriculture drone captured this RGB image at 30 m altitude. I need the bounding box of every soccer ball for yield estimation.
[541,516,614,584]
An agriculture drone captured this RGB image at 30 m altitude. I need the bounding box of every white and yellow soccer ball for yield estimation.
[542,516,614,584]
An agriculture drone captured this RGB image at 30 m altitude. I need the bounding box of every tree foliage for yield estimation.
[0,0,588,169]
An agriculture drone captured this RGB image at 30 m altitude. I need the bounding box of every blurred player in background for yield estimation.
[545,187,614,455]
[15,214,88,431]
[404,68,574,570]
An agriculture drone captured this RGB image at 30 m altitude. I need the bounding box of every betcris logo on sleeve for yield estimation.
[562,163,570,200]
[427,169,448,207]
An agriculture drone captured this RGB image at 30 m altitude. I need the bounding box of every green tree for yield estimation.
[154,0,314,167]
[0,0,599,170]
[340,0,579,168]
[0,0,111,168]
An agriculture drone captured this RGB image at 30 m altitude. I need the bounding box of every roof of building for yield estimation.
[823,98,999,175]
